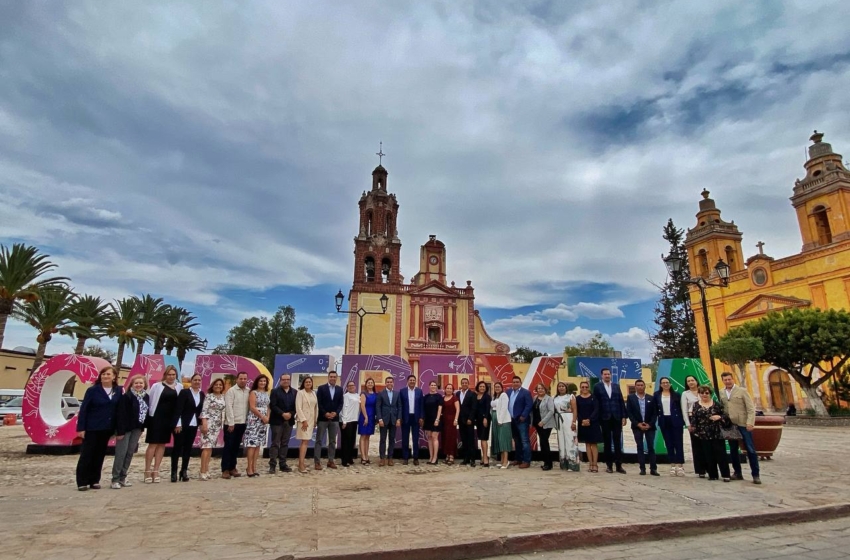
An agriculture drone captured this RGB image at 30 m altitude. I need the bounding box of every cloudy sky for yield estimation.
[1,1,848,367]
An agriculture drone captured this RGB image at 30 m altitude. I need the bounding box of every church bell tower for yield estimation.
[353,160,402,289]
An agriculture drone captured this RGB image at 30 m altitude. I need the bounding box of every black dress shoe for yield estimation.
[616,467,628,474]
[541,465,553,471]
[180,471,190,482]
[281,464,292,473]
[605,467,614,473]
[171,473,178,483]
[639,470,646,475]
[268,465,276,474]
[650,471,660,476]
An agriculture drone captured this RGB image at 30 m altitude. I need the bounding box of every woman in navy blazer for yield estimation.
[76,366,123,491]
[655,377,686,476]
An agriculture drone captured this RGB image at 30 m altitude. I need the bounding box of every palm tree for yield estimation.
[174,331,207,372]
[162,307,199,355]
[132,294,167,357]
[13,286,79,375]
[105,298,150,371]
[0,243,69,350]
[69,294,110,354]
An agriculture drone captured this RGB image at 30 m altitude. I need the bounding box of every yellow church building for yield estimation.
[684,131,850,412]
[340,162,509,373]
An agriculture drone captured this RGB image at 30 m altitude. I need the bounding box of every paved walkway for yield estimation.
[482,516,850,560]
[0,425,849,560]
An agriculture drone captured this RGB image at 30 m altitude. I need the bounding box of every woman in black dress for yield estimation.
[422,381,443,465]
[143,365,181,483]
[474,381,492,467]
[691,385,731,482]
[575,380,601,473]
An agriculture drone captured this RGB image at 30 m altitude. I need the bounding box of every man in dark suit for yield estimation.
[592,368,627,474]
[315,370,343,470]
[268,373,297,474]
[375,376,402,466]
[456,378,479,466]
[399,374,424,465]
[171,374,205,482]
[626,379,659,476]
[506,375,533,468]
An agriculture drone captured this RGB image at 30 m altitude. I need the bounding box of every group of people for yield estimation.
[73,365,762,490]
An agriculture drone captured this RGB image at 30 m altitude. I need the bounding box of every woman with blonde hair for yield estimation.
[198,378,226,480]
[295,376,318,474]
[111,374,148,489]
[76,366,123,491]
[143,365,180,483]
[244,376,271,477]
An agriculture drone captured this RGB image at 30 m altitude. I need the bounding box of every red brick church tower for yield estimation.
[352,163,403,289]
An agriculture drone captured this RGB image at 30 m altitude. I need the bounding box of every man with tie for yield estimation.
[376,376,403,466]
[592,368,627,474]
[315,370,343,470]
[506,375,533,469]
[456,378,478,466]
[626,379,659,476]
[399,374,424,465]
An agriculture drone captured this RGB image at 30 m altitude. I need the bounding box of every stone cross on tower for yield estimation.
[376,142,385,165]
[756,241,765,255]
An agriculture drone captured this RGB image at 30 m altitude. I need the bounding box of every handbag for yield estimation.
[719,415,742,440]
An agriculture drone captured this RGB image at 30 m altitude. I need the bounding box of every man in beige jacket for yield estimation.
[719,372,761,484]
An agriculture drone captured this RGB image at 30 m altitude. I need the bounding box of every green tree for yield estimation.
[651,219,699,361]
[710,331,764,389]
[13,286,78,375]
[69,294,110,354]
[564,333,616,358]
[82,344,117,362]
[105,297,151,370]
[511,346,546,363]
[160,307,198,355]
[740,308,850,417]
[174,331,207,372]
[214,305,314,372]
[132,294,168,357]
[0,243,68,350]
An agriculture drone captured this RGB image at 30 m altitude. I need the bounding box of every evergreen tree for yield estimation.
[651,219,699,361]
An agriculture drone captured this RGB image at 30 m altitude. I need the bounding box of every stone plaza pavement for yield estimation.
[0,425,848,560]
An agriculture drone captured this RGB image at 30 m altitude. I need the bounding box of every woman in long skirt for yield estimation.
[489,382,512,469]
[553,382,578,470]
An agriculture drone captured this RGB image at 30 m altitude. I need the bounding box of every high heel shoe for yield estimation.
[144,471,153,484]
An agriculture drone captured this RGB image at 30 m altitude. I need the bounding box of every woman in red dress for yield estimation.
[440,383,460,465]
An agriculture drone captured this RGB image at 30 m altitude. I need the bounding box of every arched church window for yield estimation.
[725,245,736,272]
[698,249,709,277]
[381,258,391,284]
[365,257,375,283]
[366,211,373,237]
[813,205,832,246]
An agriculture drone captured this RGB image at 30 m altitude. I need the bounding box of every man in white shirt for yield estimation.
[221,372,250,479]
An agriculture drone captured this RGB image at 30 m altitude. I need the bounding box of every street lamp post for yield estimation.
[335,290,389,354]
[662,250,731,394]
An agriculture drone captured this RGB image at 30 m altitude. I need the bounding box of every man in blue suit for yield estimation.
[593,368,627,474]
[375,376,402,466]
[399,374,424,465]
[626,379,659,476]
[506,375,533,468]
[315,370,344,470]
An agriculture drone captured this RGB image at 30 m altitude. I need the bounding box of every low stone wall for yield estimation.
[785,416,850,427]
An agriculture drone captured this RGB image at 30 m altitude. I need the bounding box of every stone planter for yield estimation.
[748,415,784,460]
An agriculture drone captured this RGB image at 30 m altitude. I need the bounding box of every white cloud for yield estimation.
[540,302,625,321]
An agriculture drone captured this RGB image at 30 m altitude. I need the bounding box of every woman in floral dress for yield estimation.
[243,376,270,477]
[199,379,226,481]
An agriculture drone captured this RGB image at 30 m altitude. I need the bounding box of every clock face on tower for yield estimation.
[429,256,438,265]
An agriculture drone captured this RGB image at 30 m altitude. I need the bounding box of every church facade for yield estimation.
[341,163,509,374]
[684,132,850,412]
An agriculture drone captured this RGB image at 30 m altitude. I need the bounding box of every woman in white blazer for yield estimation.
[489,382,512,469]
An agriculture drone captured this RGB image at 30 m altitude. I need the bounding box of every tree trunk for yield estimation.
[802,385,830,417]
[136,340,145,357]
[736,363,748,389]
[177,348,185,372]
[27,342,48,385]
[0,312,8,350]
[74,336,87,355]
[166,347,173,356]
[116,342,126,373]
